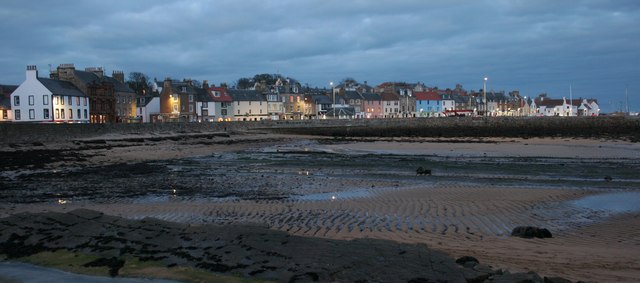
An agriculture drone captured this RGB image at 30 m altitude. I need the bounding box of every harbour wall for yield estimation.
[1,116,639,144]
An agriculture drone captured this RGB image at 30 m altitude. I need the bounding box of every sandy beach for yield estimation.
[1,132,639,282]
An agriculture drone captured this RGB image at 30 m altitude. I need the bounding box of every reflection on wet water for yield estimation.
[572,191,640,213]
[293,189,373,201]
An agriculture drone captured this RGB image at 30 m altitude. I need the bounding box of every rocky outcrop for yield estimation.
[511,226,553,239]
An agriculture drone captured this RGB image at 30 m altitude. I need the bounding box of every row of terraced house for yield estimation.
[1,65,600,123]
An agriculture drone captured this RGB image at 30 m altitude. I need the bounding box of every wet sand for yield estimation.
[1,133,639,282]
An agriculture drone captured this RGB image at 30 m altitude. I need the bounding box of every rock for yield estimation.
[491,271,543,283]
[460,268,491,283]
[416,167,432,176]
[511,226,552,239]
[544,276,574,283]
[455,255,479,267]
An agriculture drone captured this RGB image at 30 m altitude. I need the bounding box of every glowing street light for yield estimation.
[483,77,488,117]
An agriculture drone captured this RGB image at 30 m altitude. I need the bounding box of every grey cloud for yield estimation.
[1,0,638,112]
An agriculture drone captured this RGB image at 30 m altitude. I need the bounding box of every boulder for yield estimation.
[455,256,479,267]
[511,226,552,239]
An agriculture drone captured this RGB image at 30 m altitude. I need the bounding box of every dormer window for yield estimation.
[181,86,187,92]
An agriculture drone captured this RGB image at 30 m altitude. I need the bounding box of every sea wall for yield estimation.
[1,116,639,144]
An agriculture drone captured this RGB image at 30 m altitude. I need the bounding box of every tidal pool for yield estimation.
[571,191,640,213]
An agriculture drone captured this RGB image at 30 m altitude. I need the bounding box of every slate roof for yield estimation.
[326,107,355,117]
[361,92,381,101]
[227,89,266,101]
[343,90,363,100]
[380,92,400,101]
[136,95,158,107]
[311,95,332,104]
[38,78,86,97]
[73,70,135,93]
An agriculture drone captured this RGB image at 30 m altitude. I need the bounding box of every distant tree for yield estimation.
[126,72,152,96]
[190,79,202,88]
[220,82,228,88]
[340,77,358,88]
[236,78,253,89]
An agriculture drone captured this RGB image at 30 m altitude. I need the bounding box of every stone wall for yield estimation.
[1,116,639,144]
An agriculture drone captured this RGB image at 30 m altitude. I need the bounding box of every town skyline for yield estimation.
[1,1,638,112]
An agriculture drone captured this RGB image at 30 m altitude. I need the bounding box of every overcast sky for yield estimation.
[1,0,639,112]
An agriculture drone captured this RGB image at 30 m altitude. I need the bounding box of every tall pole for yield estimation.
[483,77,488,117]
[330,82,334,119]
[626,86,630,114]
[569,84,573,116]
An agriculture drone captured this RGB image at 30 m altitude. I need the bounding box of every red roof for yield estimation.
[208,87,232,102]
[380,92,400,101]
[415,91,441,101]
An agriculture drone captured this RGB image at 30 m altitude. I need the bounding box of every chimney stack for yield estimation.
[202,80,209,89]
[85,67,104,78]
[164,77,172,90]
[26,65,38,80]
[112,70,125,83]
[56,63,76,81]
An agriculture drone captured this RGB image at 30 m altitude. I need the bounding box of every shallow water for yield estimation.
[571,191,640,213]
[0,262,179,283]
[293,188,374,201]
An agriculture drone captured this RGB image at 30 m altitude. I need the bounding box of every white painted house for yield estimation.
[11,65,89,123]
[227,89,269,121]
[136,95,160,123]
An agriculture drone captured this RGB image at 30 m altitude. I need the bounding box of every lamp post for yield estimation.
[330,81,334,119]
[483,77,488,117]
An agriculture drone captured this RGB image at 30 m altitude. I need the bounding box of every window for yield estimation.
[221,109,227,115]
[43,95,49,105]
[29,95,34,105]
[55,96,59,105]
[140,98,145,104]
[84,109,87,119]
[43,109,49,119]
[237,101,240,106]
[61,109,65,119]
[173,104,178,112]
[189,105,193,112]
[77,109,81,119]
[14,96,19,106]
[14,110,20,120]
[181,86,186,92]
[202,102,207,108]
[84,97,87,106]
[189,95,193,102]
[2,110,7,120]
[173,95,178,102]
[213,91,220,97]
[55,109,60,119]
[76,97,80,106]
[237,109,240,114]
[249,101,251,106]
[61,96,65,105]
[29,109,35,119]
[68,96,72,105]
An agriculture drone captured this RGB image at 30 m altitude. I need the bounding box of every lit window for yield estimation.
[61,109,65,119]
[55,109,60,119]
[69,109,73,119]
